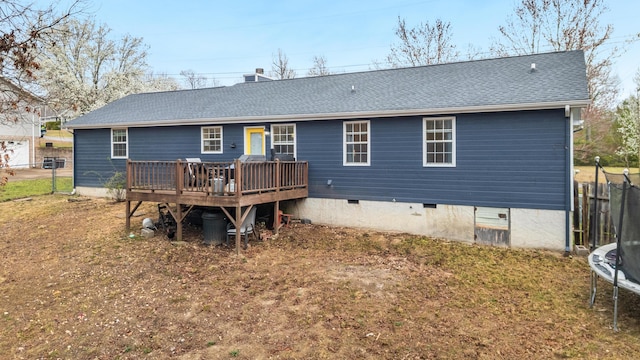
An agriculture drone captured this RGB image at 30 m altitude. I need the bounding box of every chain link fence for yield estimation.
[2,158,73,195]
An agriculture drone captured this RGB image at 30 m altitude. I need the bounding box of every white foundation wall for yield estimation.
[510,208,566,251]
[291,198,475,243]
[291,198,567,251]
[75,186,110,198]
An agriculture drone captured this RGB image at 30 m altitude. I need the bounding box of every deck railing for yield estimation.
[127,159,308,197]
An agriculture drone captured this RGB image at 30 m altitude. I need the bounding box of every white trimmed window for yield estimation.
[271,124,296,158]
[201,126,223,154]
[111,128,128,159]
[423,117,456,167]
[344,120,370,166]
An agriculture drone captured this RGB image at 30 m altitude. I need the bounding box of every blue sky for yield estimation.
[75,1,640,99]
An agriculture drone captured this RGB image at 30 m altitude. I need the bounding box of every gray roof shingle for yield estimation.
[66,51,589,129]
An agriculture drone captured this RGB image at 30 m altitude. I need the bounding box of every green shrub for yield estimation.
[104,171,126,201]
[45,120,61,130]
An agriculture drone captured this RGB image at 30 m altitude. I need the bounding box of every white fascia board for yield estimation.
[66,100,592,129]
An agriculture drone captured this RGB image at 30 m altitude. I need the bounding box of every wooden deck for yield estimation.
[125,159,308,253]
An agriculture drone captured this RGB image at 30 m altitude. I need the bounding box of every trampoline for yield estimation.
[588,157,640,331]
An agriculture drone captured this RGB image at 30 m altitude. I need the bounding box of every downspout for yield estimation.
[70,128,76,195]
[32,112,36,168]
[565,106,574,255]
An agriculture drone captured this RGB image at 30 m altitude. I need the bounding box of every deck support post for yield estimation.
[175,160,184,242]
[274,159,281,234]
[176,204,183,241]
[125,201,144,234]
[125,160,132,234]
[235,204,242,255]
[125,200,131,233]
[274,200,280,234]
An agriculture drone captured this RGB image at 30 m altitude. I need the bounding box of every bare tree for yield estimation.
[180,69,208,89]
[0,1,83,76]
[0,1,82,120]
[37,18,167,116]
[270,48,296,79]
[492,0,618,109]
[463,44,484,61]
[0,0,83,185]
[492,0,625,163]
[386,17,459,67]
[307,55,331,76]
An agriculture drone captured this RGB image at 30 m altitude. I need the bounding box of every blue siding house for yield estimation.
[66,51,590,251]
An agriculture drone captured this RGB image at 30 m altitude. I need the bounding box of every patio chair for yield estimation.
[278,209,293,228]
[226,206,259,248]
[185,157,204,187]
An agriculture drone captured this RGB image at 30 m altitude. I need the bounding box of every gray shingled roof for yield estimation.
[66,51,589,129]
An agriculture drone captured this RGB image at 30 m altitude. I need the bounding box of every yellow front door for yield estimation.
[245,127,265,155]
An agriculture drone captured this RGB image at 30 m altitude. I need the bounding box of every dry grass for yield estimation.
[2,195,640,359]
[574,166,640,184]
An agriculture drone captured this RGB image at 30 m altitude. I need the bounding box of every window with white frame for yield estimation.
[271,124,296,157]
[111,128,128,159]
[201,126,223,153]
[423,117,456,167]
[344,120,370,166]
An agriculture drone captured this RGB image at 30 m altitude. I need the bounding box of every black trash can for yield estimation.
[202,212,226,245]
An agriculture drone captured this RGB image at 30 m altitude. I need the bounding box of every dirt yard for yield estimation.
[2,195,640,359]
